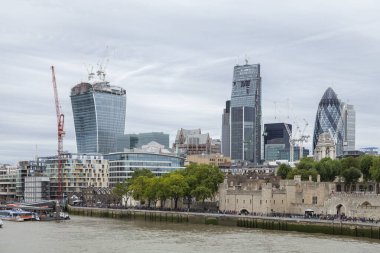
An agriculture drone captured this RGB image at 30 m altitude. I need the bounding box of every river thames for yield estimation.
[0,215,379,253]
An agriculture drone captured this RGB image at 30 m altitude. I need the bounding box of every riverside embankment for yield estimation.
[68,206,380,240]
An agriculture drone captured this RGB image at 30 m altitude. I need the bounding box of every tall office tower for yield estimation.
[313,87,344,156]
[71,71,126,154]
[229,62,262,163]
[342,104,355,151]
[263,123,291,161]
[221,100,230,156]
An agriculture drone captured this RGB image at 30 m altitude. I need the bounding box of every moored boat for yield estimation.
[0,209,35,222]
[0,219,3,228]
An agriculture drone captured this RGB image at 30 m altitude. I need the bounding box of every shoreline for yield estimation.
[68,206,380,240]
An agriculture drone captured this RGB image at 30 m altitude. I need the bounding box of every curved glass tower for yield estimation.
[313,87,344,156]
[71,78,126,154]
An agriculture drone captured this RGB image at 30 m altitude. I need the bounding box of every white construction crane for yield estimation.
[284,123,297,163]
[284,119,309,163]
[297,119,310,160]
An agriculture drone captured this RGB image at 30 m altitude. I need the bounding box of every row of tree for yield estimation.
[277,155,380,185]
[112,164,224,209]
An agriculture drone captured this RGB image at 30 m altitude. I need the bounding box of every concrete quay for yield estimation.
[68,206,380,240]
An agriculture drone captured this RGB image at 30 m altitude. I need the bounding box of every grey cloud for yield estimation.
[1,0,380,163]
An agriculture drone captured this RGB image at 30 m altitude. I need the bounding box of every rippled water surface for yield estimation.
[0,215,379,253]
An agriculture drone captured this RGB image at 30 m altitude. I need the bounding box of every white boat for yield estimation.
[0,209,33,222]
[59,212,70,220]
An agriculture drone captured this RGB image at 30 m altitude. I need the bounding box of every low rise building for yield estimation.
[105,152,185,188]
[173,128,212,156]
[0,164,17,202]
[186,153,231,167]
[39,153,109,199]
[219,174,380,219]
[24,177,50,203]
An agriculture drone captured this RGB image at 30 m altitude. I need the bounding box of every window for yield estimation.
[312,196,317,204]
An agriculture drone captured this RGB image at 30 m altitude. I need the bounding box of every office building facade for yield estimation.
[342,104,355,151]
[229,63,262,163]
[117,132,170,152]
[105,152,185,188]
[71,79,126,154]
[263,123,291,161]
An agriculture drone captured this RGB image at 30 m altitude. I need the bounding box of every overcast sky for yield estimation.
[1,0,380,164]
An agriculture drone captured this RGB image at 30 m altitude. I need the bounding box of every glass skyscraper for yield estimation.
[263,123,291,161]
[229,63,262,163]
[313,87,344,156]
[71,79,126,154]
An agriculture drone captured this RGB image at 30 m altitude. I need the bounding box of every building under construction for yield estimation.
[173,128,212,157]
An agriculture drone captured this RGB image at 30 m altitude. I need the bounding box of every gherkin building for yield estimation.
[313,87,344,156]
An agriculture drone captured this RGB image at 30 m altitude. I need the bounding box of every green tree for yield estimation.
[157,176,170,208]
[360,155,373,181]
[277,164,292,179]
[180,164,224,208]
[112,180,130,206]
[341,157,360,170]
[315,158,340,182]
[296,157,316,171]
[130,169,154,182]
[166,172,188,209]
[144,177,160,207]
[191,186,212,203]
[129,175,150,203]
[342,167,361,192]
[370,156,380,185]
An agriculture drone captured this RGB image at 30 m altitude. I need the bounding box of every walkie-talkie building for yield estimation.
[71,73,126,154]
[229,62,262,164]
[313,87,344,156]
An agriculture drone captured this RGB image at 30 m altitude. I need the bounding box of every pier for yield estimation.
[68,206,380,240]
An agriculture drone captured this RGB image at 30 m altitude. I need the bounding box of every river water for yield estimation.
[0,215,379,253]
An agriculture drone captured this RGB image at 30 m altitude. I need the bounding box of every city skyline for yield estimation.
[1,0,380,163]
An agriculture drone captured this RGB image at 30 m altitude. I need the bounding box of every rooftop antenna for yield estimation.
[97,46,110,81]
[274,101,277,121]
[35,144,38,162]
[244,54,249,65]
[86,64,95,82]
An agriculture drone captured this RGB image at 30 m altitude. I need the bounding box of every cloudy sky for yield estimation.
[1,0,380,164]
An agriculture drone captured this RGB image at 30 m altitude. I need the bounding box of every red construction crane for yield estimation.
[51,66,65,200]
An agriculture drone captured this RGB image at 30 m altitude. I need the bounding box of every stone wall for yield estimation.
[218,176,380,219]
